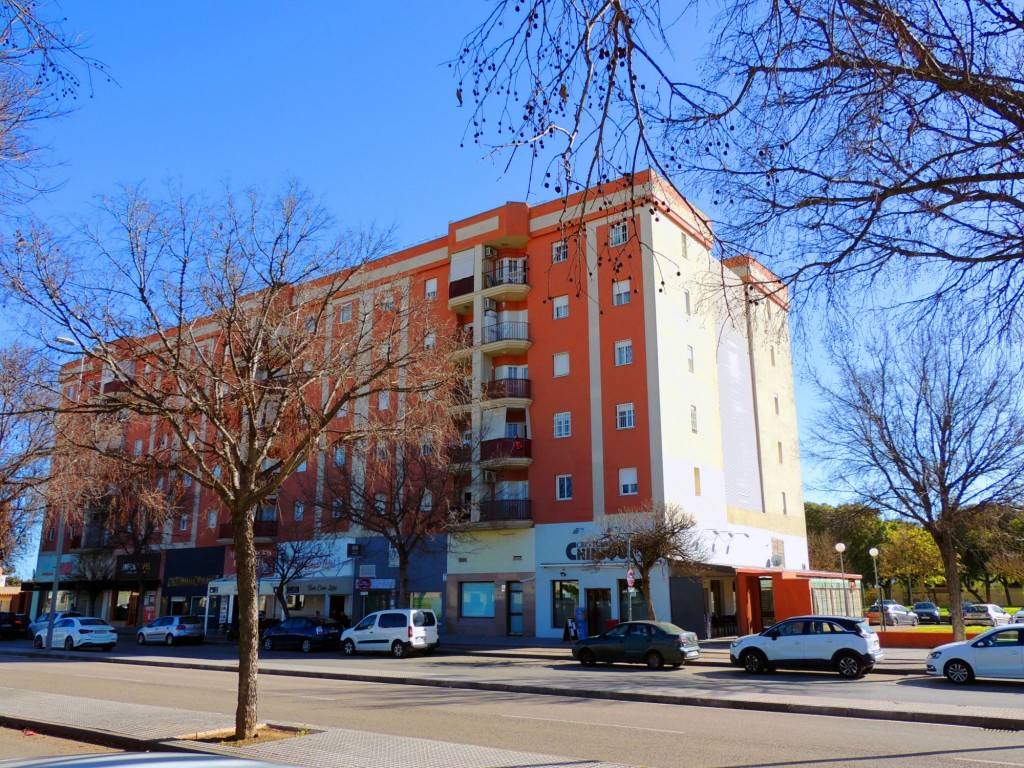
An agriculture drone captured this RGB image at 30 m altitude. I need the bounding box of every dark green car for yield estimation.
[572,620,701,669]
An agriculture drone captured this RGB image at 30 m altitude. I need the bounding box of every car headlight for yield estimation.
[928,651,942,659]
[730,639,739,648]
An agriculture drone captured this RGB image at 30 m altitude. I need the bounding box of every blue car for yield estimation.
[261,616,341,653]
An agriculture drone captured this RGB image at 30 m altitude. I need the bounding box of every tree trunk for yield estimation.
[936,532,966,641]
[998,577,1012,607]
[640,568,656,621]
[135,578,146,628]
[233,508,260,740]
[398,553,410,609]
[274,585,290,619]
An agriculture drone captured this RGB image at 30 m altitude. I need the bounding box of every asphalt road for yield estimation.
[1,656,1023,768]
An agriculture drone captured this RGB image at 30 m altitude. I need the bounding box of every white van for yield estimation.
[340,608,439,658]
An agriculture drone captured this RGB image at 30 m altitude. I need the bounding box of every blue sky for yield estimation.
[9,2,833,575]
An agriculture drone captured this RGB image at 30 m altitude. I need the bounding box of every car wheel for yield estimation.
[391,640,408,659]
[63,636,74,651]
[263,637,274,652]
[645,650,664,670]
[891,616,899,626]
[165,634,175,647]
[944,659,974,684]
[137,633,146,645]
[33,635,42,649]
[342,639,356,656]
[836,652,864,679]
[911,616,919,627]
[741,649,767,674]
[578,649,596,667]
[301,639,312,653]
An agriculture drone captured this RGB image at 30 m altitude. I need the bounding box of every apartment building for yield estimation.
[29,171,811,639]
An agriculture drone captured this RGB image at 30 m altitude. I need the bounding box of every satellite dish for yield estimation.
[770,555,783,567]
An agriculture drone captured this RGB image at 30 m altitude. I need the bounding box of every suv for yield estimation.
[0,612,30,639]
[137,615,206,646]
[341,609,439,658]
[730,615,884,679]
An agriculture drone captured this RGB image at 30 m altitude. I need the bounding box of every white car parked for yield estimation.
[341,609,439,658]
[33,616,117,651]
[963,604,1012,626]
[730,615,883,679]
[1013,610,1024,625]
[927,625,1024,683]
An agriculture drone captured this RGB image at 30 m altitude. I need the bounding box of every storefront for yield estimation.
[734,567,864,635]
[162,547,225,627]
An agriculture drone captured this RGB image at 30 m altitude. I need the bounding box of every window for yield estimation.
[693,467,702,496]
[213,466,222,480]
[687,345,695,372]
[552,295,569,320]
[376,444,388,462]
[690,405,699,433]
[47,527,55,541]
[374,493,387,514]
[420,436,434,456]
[554,411,571,438]
[556,474,573,501]
[619,467,638,496]
[553,352,570,378]
[296,460,307,473]
[616,402,635,429]
[334,446,346,466]
[380,293,394,311]
[612,279,631,306]
[552,240,568,263]
[339,302,353,323]
[378,391,390,410]
[207,510,217,528]
[133,439,143,456]
[332,499,342,519]
[294,502,304,522]
[424,331,436,350]
[425,278,438,299]
[179,514,189,532]
[782,492,788,515]
[681,233,689,259]
[420,490,433,511]
[183,474,192,487]
[614,339,633,366]
[552,580,579,629]
[684,290,692,315]
[773,393,780,414]
[610,220,629,246]
[460,582,496,618]
[778,442,784,463]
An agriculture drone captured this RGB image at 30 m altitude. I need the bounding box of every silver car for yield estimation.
[964,604,1011,626]
[1013,610,1024,624]
[137,615,205,645]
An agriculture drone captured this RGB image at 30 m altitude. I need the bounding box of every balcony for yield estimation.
[448,275,475,313]
[481,378,532,407]
[481,260,529,302]
[450,499,534,530]
[217,519,279,544]
[480,437,532,468]
[480,321,530,356]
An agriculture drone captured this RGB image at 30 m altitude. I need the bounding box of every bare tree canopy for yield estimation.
[458,0,1024,326]
[587,501,708,620]
[0,183,447,739]
[814,320,1024,638]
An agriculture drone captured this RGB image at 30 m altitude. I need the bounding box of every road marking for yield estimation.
[500,714,688,735]
[953,759,1024,766]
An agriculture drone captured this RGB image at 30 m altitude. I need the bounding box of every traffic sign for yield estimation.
[355,576,372,591]
[626,568,635,588]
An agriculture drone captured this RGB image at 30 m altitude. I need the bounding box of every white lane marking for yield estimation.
[501,713,688,736]
[953,759,1024,766]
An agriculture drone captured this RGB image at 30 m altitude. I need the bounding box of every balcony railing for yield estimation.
[483,378,531,399]
[217,519,279,541]
[483,261,528,288]
[448,275,474,300]
[479,499,532,522]
[482,321,529,344]
[480,437,532,461]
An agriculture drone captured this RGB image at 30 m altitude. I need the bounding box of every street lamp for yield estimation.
[869,547,885,632]
[835,542,850,616]
[44,337,85,650]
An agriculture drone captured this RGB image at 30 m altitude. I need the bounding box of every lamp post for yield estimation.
[626,533,633,622]
[835,542,850,616]
[45,337,85,650]
[869,547,885,632]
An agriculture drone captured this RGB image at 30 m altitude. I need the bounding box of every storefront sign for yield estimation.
[115,553,161,580]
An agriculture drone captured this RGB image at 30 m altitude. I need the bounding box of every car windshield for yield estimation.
[914,603,936,609]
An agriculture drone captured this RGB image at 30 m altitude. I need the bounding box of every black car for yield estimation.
[261,616,341,653]
[912,602,942,624]
[572,620,701,669]
[0,612,30,639]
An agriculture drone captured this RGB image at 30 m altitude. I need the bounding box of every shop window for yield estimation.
[286,594,305,610]
[552,579,579,629]
[460,582,495,618]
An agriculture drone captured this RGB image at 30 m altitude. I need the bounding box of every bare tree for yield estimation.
[585,501,708,621]
[0,183,444,739]
[0,345,51,570]
[814,321,1024,640]
[457,1,1024,327]
[261,522,342,621]
[323,359,465,610]
[70,548,114,616]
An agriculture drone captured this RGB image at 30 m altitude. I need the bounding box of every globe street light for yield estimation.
[835,542,850,616]
[869,547,885,632]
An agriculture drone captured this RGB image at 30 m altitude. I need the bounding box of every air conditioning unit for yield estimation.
[482,470,497,483]
[483,298,497,312]
[484,246,498,257]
